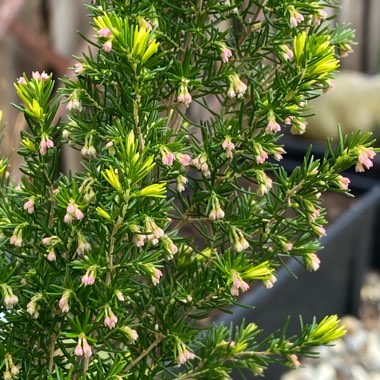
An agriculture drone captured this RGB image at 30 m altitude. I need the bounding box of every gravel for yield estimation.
[282,271,380,380]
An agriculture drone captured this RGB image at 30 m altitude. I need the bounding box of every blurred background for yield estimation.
[0,0,90,175]
[1,1,380,379]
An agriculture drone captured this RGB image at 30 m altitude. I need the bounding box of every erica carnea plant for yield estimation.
[0,0,377,379]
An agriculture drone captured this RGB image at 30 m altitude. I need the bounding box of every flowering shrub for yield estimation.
[0,1,377,379]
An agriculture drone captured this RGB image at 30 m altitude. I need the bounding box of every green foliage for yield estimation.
[0,0,376,378]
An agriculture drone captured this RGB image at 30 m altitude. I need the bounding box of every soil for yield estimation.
[321,191,357,224]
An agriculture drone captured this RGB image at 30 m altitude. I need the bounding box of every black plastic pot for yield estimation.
[217,185,380,380]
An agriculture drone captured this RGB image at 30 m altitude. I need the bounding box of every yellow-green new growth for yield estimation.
[293,32,339,79]
[134,183,167,198]
[309,315,346,343]
[102,166,122,191]
[132,25,160,64]
[243,261,274,281]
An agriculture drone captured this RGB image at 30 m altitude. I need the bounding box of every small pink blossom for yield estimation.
[178,348,196,365]
[66,95,83,112]
[264,274,277,289]
[273,147,286,161]
[356,146,376,172]
[42,237,53,245]
[82,269,95,286]
[228,74,247,99]
[222,136,235,150]
[40,135,54,155]
[265,114,281,134]
[59,291,71,313]
[76,238,91,256]
[64,214,73,224]
[222,136,235,158]
[74,342,83,357]
[103,40,113,52]
[82,338,92,358]
[40,71,49,81]
[65,200,84,223]
[290,16,298,27]
[74,63,84,74]
[290,9,304,27]
[281,241,293,251]
[23,198,35,214]
[177,175,188,193]
[104,313,117,329]
[209,203,225,220]
[313,225,326,237]
[220,46,233,63]
[121,326,139,341]
[152,267,163,285]
[230,271,250,296]
[234,234,249,252]
[3,291,18,310]
[10,229,23,247]
[338,175,350,190]
[75,208,84,220]
[161,148,175,166]
[98,28,112,38]
[17,77,26,85]
[162,236,178,258]
[255,145,268,164]
[32,71,41,80]
[116,290,125,301]
[305,253,321,272]
[133,234,146,247]
[176,153,191,166]
[47,249,56,262]
[289,354,301,368]
[281,45,294,60]
[290,119,307,135]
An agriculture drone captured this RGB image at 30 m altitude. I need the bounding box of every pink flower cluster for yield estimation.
[23,198,35,214]
[120,326,139,341]
[177,78,192,107]
[40,135,54,155]
[192,153,211,176]
[32,71,49,81]
[356,146,376,172]
[2,285,18,310]
[64,200,84,223]
[82,267,96,286]
[74,63,84,74]
[161,147,175,166]
[98,28,113,52]
[263,274,277,289]
[305,253,321,272]
[151,267,163,285]
[75,335,92,358]
[59,291,71,313]
[209,196,225,220]
[222,136,235,158]
[255,144,268,164]
[289,8,304,27]
[10,227,23,247]
[227,74,247,99]
[104,305,118,329]
[220,44,233,63]
[230,270,249,296]
[280,45,294,61]
[177,347,196,365]
[160,149,191,167]
[265,113,281,134]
